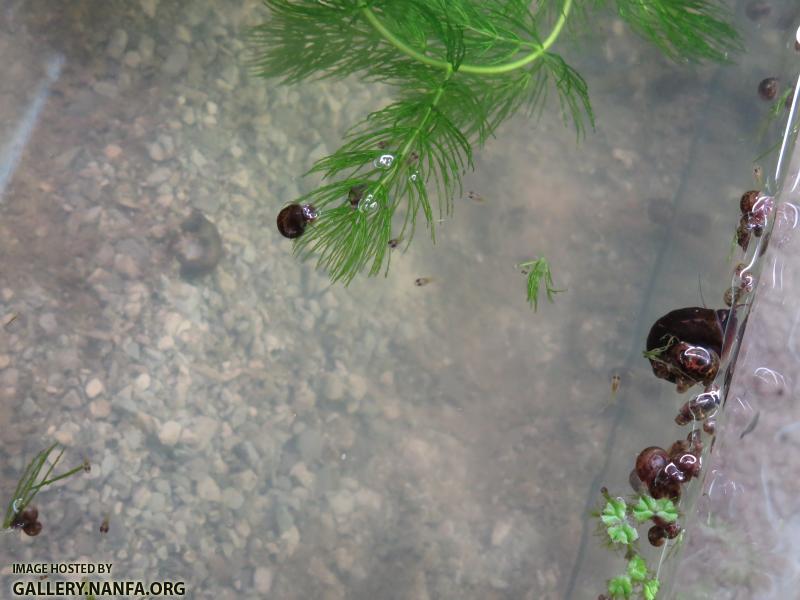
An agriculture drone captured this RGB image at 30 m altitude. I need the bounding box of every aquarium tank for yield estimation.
[1,1,799,599]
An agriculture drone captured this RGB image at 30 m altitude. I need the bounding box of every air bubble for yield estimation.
[409,171,419,182]
[358,193,379,213]
[373,154,395,169]
[301,204,317,221]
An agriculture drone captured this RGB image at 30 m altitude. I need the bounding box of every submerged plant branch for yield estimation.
[517,257,563,310]
[596,490,672,599]
[3,443,88,530]
[253,0,741,283]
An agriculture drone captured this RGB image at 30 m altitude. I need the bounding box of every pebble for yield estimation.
[138,36,155,62]
[147,142,166,162]
[85,378,104,398]
[54,422,78,446]
[107,29,128,60]
[222,488,244,510]
[123,51,141,68]
[100,454,117,475]
[158,420,182,446]
[347,373,368,401]
[135,373,151,391]
[114,254,140,278]
[149,491,166,513]
[176,25,192,44]
[145,167,171,186]
[491,519,513,546]
[328,490,354,517]
[233,441,260,469]
[0,355,9,369]
[104,144,123,160]
[274,504,295,534]
[132,486,151,509]
[89,399,111,418]
[184,416,217,448]
[231,169,249,189]
[289,462,314,489]
[197,475,221,502]
[162,44,189,76]
[140,0,158,18]
[38,313,58,335]
[254,567,273,595]
[322,373,344,401]
[122,339,141,360]
[295,429,323,463]
[2,367,19,387]
[280,526,300,557]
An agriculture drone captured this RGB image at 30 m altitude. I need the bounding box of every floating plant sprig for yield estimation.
[596,489,678,599]
[253,0,741,284]
[517,257,562,310]
[3,443,89,533]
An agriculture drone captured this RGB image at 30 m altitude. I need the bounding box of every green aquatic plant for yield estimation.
[517,257,562,310]
[253,0,741,284]
[3,443,88,530]
[596,489,677,599]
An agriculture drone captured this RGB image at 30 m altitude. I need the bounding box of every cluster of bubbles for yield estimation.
[358,192,379,213]
[373,153,395,169]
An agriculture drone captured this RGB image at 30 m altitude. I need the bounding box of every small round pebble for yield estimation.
[85,378,104,399]
[254,567,273,594]
[158,420,182,446]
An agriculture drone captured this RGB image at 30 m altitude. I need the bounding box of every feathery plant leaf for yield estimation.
[609,0,742,63]
[252,0,741,283]
[518,257,563,310]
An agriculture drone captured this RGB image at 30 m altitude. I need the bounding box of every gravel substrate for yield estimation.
[0,1,798,599]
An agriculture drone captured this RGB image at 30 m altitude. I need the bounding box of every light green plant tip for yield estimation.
[608,522,638,545]
[627,555,648,582]
[643,579,660,600]
[608,575,633,599]
[601,497,627,526]
[518,257,563,310]
[253,0,741,283]
[632,495,677,524]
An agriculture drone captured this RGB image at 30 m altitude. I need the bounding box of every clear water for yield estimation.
[0,1,798,599]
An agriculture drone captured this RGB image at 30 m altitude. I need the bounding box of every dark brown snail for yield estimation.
[635,446,668,487]
[648,525,667,547]
[645,307,733,392]
[664,522,681,539]
[675,453,701,479]
[277,203,317,239]
[675,387,720,425]
[649,472,682,501]
[12,505,43,537]
[740,190,760,214]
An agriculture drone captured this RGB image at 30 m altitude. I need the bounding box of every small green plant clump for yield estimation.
[253,0,741,287]
[517,257,562,311]
[4,443,89,535]
[596,489,679,599]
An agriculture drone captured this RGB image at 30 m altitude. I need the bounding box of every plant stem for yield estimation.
[378,67,454,211]
[361,0,572,75]
[32,463,86,491]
